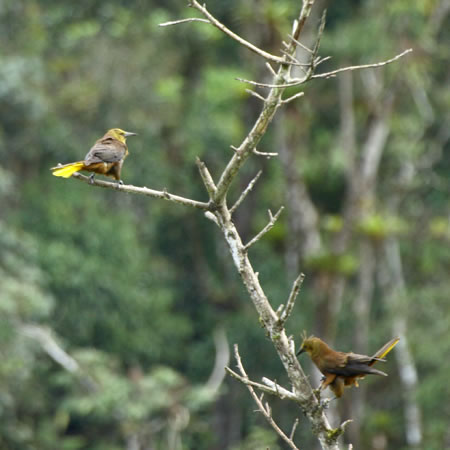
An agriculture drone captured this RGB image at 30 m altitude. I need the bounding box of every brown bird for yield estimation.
[297,335,399,398]
[50,128,137,184]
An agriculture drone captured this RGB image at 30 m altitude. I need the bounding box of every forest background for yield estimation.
[0,0,449,449]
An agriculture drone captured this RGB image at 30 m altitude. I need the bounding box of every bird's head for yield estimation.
[297,334,325,357]
[107,128,138,143]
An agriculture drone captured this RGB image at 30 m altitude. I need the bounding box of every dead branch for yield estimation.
[230,345,301,450]
[184,0,287,65]
[244,207,284,250]
[311,48,413,79]
[159,18,209,26]
[278,273,305,326]
[230,170,262,214]
[72,173,210,210]
[253,149,279,157]
[290,418,300,441]
[212,0,316,204]
[237,49,412,88]
[245,88,267,102]
[196,157,217,197]
[281,92,305,104]
[226,367,298,402]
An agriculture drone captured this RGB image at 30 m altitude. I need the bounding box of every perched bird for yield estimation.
[297,335,399,398]
[51,128,137,184]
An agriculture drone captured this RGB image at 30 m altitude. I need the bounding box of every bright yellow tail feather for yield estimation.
[51,162,85,178]
[373,337,400,360]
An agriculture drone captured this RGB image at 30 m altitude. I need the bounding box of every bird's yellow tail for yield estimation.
[372,337,400,361]
[51,162,85,178]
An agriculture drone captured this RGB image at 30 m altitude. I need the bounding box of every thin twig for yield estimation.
[231,345,300,450]
[237,49,413,89]
[244,206,284,250]
[291,0,316,45]
[226,367,294,400]
[159,18,210,27]
[204,211,219,225]
[253,149,279,157]
[245,88,267,102]
[280,49,310,66]
[266,62,277,76]
[188,0,286,64]
[316,56,332,66]
[196,157,217,198]
[261,377,299,400]
[311,10,327,65]
[278,273,305,325]
[288,34,313,54]
[212,1,317,204]
[281,92,305,104]
[230,170,262,214]
[72,173,210,210]
[235,76,305,88]
[311,48,413,79]
[290,418,300,440]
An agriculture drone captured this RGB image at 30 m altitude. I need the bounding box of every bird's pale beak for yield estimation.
[296,347,305,356]
[124,131,137,137]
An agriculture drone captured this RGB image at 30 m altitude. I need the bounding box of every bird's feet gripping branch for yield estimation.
[50,128,137,183]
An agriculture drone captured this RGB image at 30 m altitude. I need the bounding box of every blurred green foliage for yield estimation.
[0,0,448,449]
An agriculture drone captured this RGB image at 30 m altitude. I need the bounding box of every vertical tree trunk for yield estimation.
[379,238,423,448]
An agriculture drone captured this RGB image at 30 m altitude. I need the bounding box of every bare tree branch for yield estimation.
[237,49,412,88]
[185,0,288,65]
[265,62,277,76]
[159,18,209,26]
[288,34,313,54]
[281,92,305,104]
[59,2,412,448]
[278,273,305,326]
[311,48,413,79]
[290,418,300,441]
[196,157,217,198]
[244,207,284,250]
[245,88,267,102]
[230,170,262,214]
[72,173,210,210]
[212,0,317,205]
[226,367,299,402]
[229,345,301,450]
[253,149,279,157]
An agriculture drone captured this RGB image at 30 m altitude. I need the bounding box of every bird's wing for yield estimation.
[326,353,388,377]
[84,138,126,164]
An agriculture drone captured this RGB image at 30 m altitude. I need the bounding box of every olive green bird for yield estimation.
[50,128,137,184]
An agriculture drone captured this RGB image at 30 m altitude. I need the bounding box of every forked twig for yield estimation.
[230,345,300,450]
[244,207,284,250]
[278,273,306,326]
[311,48,413,79]
[186,0,287,65]
[236,49,413,88]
